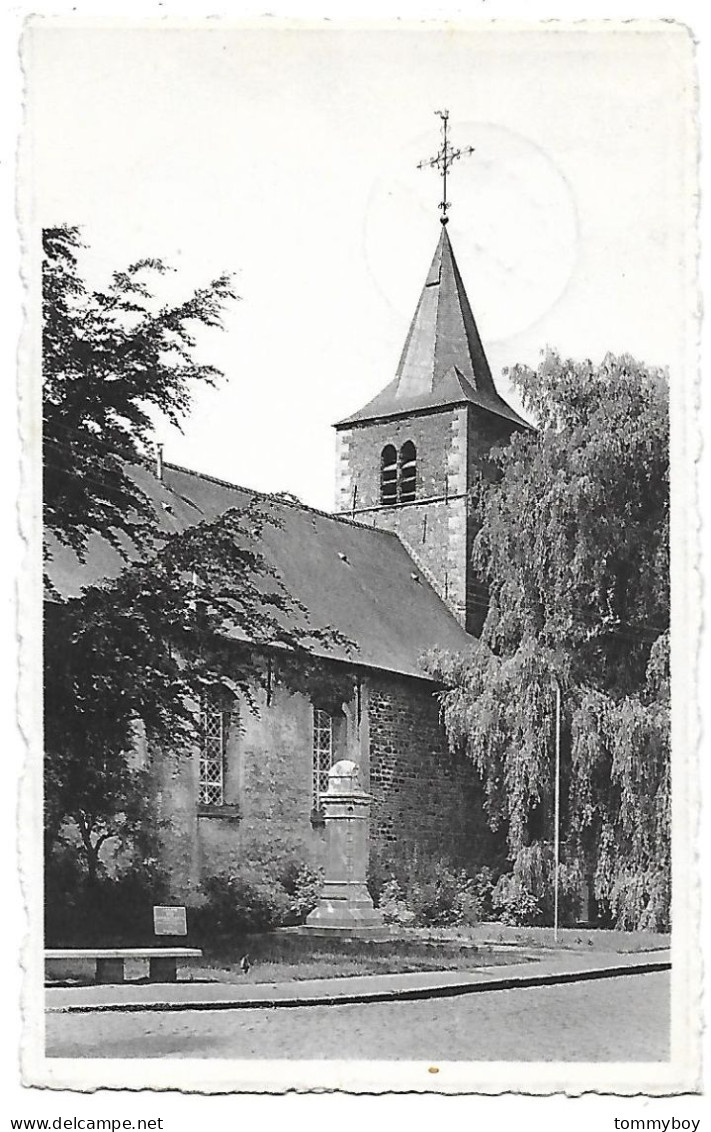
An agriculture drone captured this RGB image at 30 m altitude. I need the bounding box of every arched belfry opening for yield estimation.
[399,441,417,503]
[380,445,398,505]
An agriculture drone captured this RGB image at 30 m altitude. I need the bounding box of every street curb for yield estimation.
[47,958,670,1015]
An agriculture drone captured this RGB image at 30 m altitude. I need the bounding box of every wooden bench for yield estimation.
[45,947,203,985]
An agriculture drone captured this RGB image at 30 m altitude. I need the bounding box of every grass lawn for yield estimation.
[45,923,669,987]
[186,936,531,984]
[460,923,670,952]
[46,932,537,986]
[176,921,669,983]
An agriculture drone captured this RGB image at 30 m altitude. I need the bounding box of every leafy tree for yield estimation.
[43,225,235,559]
[43,502,328,882]
[42,229,335,886]
[427,351,670,931]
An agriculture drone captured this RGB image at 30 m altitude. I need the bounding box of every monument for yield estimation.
[305,760,387,936]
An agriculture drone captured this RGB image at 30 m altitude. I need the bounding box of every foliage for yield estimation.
[43,225,236,561]
[377,879,416,927]
[44,840,169,946]
[426,352,670,931]
[369,846,497,928]
[43,495,334,873]
[43,229,340,880]
[569,637,671,931]
[277,860,323,924]
[468,865,497,922]
[276,655,358,715]
[490,876,544,927]
[195,857,323,939]
[490,845,582,926]
[196,872,290,937]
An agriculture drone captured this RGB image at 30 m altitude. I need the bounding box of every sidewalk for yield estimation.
[46,947,670,1014]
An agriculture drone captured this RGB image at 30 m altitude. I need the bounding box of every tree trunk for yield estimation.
[76,813,101,889]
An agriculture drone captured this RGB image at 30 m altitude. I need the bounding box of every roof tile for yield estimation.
[337,225,528,429]
[45,462,473,681]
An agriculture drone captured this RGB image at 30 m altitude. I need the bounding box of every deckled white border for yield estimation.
[13,11,703,1098]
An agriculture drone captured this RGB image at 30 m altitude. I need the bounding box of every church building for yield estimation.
[47,153,530,900]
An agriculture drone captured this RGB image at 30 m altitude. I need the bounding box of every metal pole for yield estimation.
[553,678,561,942]
[442,111,448,218]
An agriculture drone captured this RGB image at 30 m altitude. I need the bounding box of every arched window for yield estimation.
[399,441,417,503]
[380,444,398,504]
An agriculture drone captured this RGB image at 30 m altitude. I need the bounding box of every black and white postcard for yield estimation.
[13,13,703,1102]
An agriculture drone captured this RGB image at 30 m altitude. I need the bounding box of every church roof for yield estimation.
[337,224,528,429]
[45,461,473,682]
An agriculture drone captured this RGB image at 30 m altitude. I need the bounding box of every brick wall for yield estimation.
[365,671,487,867]
[335,405,522,633]
[150,665,493,900]
[338,408,469,624]
[338,410,455,511]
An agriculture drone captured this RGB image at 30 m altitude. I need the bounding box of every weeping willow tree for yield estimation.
[427,351,670,931]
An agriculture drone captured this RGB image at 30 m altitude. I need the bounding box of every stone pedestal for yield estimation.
[305,760,385,935]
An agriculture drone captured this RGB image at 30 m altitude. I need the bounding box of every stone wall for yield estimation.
[336,409,455,512]
[337,407,471,625]
[152,681,360,901]
[336,405,521,633]
[365,671,486,867]
[149,664,491,902]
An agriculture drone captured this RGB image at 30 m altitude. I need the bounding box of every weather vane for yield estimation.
[417,109,475,224]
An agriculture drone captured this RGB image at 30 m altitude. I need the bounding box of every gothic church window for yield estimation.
[380,444,398,504]
[399,441,417,503]
[312,707,335,806]
[199,706,228,805]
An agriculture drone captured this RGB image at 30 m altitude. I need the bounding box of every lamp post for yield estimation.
[553,676,562,943]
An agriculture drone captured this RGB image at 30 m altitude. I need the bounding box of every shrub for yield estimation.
[491,845,585,928]
[409,861,472,927]
[469,866,496,921]
[278,860,323,925]
[491,873,544,926]
[369,846,494,928]
[508,844,583,925]
[379,879,415,926]
[196,871,290,938]
[195,855,323,940]
[366,847,388,908]
[44,843,169,946]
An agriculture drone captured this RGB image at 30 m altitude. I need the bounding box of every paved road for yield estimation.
[47,970,669,1062]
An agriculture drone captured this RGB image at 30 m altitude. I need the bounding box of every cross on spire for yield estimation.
[417,110,475,224]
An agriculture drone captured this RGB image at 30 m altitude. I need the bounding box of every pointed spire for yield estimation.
[394,224,495,400]
[337,227,527,428]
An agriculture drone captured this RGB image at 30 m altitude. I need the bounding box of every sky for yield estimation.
[26,22,695,510]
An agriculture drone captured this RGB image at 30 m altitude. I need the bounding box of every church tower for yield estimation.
[334,114,530,632]
[334,221,528,633]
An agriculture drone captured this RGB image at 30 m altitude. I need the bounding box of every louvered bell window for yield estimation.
[312,707,334,807]
[380,444,398,505]
[399,441,417,503]
[199,707,227,805]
